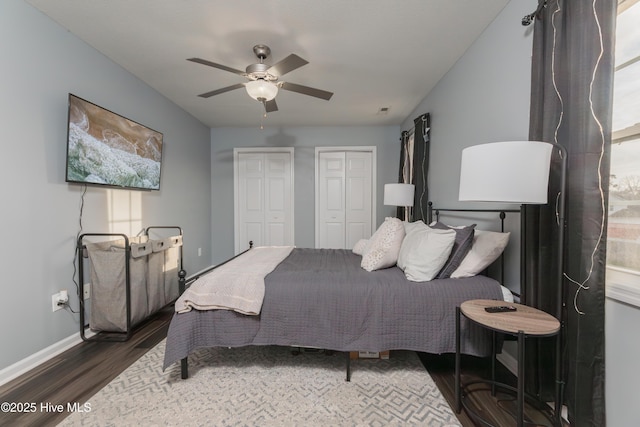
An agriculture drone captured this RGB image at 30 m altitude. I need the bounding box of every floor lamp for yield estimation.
[458,140,567,425]
[384,183,415,221]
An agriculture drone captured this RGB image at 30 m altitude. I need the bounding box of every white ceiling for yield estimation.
[25,0,510,128]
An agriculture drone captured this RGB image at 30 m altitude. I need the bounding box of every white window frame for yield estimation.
[605,0,640,307]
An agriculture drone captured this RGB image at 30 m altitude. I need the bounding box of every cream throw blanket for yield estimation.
[175,246,294,315]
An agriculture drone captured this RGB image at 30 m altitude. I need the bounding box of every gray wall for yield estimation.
[402,0,535,292]
[606,297,640,426]
[210,126,400,264]
[0,0,212,372]
[397,0,533,388]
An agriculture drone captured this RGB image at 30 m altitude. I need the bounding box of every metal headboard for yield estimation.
[426,201,521,299]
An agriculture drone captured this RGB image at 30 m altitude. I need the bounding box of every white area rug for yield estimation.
[59,340,461,426]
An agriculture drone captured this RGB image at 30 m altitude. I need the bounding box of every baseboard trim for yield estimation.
[0,329,95,387]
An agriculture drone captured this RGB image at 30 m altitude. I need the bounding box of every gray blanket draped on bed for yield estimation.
[163,248,504,370]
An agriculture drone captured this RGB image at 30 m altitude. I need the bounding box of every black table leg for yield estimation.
[491,330,497,396]
[455,306,462,413]
[518,330,525,427]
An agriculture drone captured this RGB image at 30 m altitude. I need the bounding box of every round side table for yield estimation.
[455,299,560,427]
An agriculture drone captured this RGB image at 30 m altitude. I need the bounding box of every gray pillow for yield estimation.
[430,222,476,279]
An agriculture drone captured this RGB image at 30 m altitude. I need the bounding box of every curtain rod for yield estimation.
[401,112,430,135]
[522,0,547,26]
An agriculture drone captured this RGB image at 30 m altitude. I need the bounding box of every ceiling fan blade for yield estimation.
[280,82,333,100]
[187,58,246,76]
[198,83,245,98]
[267,54,308,77]
[265,99,278,113]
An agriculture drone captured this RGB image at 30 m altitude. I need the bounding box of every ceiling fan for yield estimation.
[188,44,333,113]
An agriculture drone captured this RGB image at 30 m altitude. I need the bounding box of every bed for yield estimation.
[163,207,516,380]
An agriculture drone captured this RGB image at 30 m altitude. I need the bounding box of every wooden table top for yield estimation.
[460,299,560,336]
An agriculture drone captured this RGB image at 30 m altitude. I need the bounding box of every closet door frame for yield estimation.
[233,147,295,253]
[314,146,377,248]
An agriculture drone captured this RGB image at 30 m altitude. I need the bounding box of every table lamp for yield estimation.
[384,183,415,221]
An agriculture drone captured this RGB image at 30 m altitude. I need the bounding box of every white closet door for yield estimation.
[316,148,374,249]
[345,151,372,248]
[237,153,266,249]
[264,153,292,246]
[235,149,294,253]
[318,152,346,249]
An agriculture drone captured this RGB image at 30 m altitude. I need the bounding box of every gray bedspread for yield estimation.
[163,248,505,370]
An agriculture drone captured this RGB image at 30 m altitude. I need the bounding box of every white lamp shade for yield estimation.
[384,183,415,206]
[459,141,553,204]
[245,79,278,101]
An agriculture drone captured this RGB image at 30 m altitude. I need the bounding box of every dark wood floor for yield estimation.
[0,306,560,427]
[419,352,561,426]
[0,307,174,427]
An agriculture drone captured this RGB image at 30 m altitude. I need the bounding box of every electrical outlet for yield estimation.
[51,290,68,312]
[52,294,62,312]
[198,248,202,257]
[83,283,91,300]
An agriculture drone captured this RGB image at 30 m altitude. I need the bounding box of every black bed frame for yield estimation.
[176,241,254,379]
[427,202,521,292]
[175,204,520,381]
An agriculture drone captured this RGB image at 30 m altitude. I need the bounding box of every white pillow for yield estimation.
[397,223,456,282]
[397,220,429,269]
[352,238,369,256]
[361,217,405,271]
[403,220,426,235]
[450,230,510,278]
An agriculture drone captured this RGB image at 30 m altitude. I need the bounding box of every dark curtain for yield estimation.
[524,1,615,425]
[397,113,430,222]
[411,113,431,222]
[397,130,413,219]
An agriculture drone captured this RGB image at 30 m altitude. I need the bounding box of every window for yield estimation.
[606,0,640,305]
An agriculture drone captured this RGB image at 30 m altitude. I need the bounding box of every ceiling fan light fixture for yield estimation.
[245,79,278,102]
